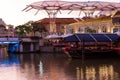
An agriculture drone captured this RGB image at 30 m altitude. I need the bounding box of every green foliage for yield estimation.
[85,27,96,33]
[31,22,47,33]
[15,21,47,37]
[15,24,32,37]
[31,22,47,37]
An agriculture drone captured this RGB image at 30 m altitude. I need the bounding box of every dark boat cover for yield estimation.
[64,33,120,42]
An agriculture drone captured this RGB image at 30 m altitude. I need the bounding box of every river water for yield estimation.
[0,52,120,80]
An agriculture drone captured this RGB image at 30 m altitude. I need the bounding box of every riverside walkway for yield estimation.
[0,37,40,53]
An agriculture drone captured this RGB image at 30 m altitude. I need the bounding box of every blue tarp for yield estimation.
[105,34,120,42]
[91,34,111,42]
[64,35,79,42]
[64,33,120,42]
[76,34,96,42]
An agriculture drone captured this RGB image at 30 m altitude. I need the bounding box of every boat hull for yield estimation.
[64,49,118,59]
[114,48,120,55]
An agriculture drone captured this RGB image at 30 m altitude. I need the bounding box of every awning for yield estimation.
[64,33,120,42]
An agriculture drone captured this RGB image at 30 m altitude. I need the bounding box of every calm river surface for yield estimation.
[0,52,120,80]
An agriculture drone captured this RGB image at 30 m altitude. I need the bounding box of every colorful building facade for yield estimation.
[67,11,120,34]
[37,18,81,34]
[0,18,15,37]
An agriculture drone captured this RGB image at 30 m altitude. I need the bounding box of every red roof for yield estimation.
[113,11,120,17]
[37,18,81,24]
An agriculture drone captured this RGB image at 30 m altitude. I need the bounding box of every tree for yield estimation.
[85,27,96,33]
[31,22,47,37]
[15,24,32,37]
[15,21,47,37]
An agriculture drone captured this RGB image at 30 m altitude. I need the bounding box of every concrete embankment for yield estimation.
[39,46,63,53]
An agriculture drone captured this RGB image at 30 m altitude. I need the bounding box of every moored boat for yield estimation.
[113,41,120,55]
[62,33,120,59]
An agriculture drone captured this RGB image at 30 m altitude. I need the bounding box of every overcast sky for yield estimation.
[0,0,120,26]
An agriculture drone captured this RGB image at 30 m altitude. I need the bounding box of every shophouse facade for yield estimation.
[36,18,81,35]
[67,11,120,34]
[0,18,14,37]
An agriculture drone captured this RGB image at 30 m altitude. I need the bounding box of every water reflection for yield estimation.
[75,63,114,80]
[0,52,120,80]
[0,48,19,66]
[69,59,120,80]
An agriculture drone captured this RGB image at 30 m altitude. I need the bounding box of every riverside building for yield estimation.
[67,11,120,34]
[0,18,14,37]
[36,11,120,35]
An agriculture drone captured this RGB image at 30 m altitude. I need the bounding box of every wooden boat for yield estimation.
[62,33,120,59]
[113,40,120,55]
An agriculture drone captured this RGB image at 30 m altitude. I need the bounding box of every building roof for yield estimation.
[0,18,6,26]
[37,18,81,24]
[69,15,111,26]
[112,10,120,17]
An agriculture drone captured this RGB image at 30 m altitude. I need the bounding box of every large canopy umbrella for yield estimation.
[23,0,120,33]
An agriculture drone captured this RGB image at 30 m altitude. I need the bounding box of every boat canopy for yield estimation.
[64,33,120,42]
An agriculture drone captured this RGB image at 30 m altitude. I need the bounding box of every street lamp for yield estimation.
[6,25,9,40]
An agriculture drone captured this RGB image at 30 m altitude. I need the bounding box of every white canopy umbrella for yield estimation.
[23,1,120,33]
[115,31,120,36]
[61,33,73,38]
[23,1,120,15]
[45,34,62,39]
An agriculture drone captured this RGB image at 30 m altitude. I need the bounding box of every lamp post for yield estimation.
[6,26,9,40]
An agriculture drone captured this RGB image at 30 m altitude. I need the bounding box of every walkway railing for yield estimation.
[0,37,39,42]
[0,38,19,42]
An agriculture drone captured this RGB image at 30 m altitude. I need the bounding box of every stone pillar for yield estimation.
[30,43,34,52]
[20,44,23,52]
[16,46,19,52]
[74,25,79,33]
[39,39,43,46]
[36,43,39,51]
[83,27,85,33]
[98,27,102,33]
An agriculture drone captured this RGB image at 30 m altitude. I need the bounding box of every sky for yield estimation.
[0,0,120,27]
